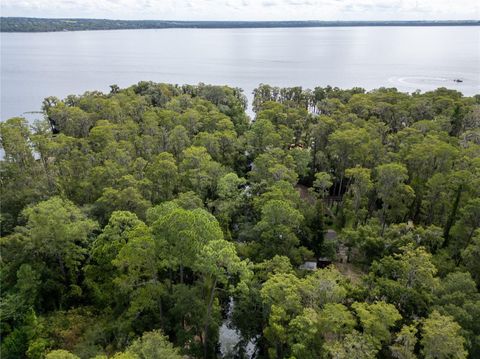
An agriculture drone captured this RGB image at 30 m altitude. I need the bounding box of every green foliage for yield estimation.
[124,330,182,359]
[368,244,438,316]
[375,163,415,228]
[324,330,380,359]
[1,326,31,359]
[84,211,144,306]
[253,199,310,264]
[462,230,480,286]
[150,202,224,276]
[389,324,418,359]
[344,167,373,226]
[421,311,467,359]
[312,172,333,197]
[319,303,355,336]
[45,350,80,359]
[145,152,178,203]
[352,301,401,344]
[1,197,97,312]
[433,271,480,355]
[179,146,225,200]
[1,82,479,358]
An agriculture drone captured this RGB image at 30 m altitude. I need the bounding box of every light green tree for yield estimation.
[324,330,380,359]
[45,350,80,359]
[421,311,467,359]
[352,301,402,345]
[125,330,182,359]
[390,324,418,359]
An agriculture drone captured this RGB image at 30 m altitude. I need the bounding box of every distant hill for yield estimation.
[1,17,479,32]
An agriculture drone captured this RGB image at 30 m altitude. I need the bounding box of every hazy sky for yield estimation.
[1,0,479,21]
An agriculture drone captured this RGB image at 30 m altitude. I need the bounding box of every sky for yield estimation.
[1,0,479,21]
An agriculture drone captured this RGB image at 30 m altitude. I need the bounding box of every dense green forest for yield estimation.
[1,18,479,32]
[1,82,479,359]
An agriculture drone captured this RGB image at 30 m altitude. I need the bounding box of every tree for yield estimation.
[145,152,178,203]
[194,132,221,162]
[257,267,350,358]
[433,271,480,356]
[94,186,151,225]
[344,167,373,227]
[194,239,248,358]
[125,330,182,359]
[2,197,97,310]
[375,163,414,232]
[150,202,248,358]
[290,147,311,179]
[317,303,356,341]
[301,267,348,309]
[254,199,309,264]
[352,301,401,345]
[253,180,301,212]
[369,244,438,317]
[421,311,467,359]
[390,324,418,359]
[308,172,333,256]
[112,221,166,328]
[340,221,384,264]
[324,331,380,359]
[45,102,94,137]
[450,198,480,258]
[149,202,224,283]
[248,149,298,186]
[84,211,144,306]
[307,115,336,173]
[404,135,459,220]
[0,117,35,167]
[167,125,190,159]
[462,230,480,286]
[45,350,80,359]
[422,170,473,236]
[388,224,444,254]
[312,172,333,198]
[245,118,281,156]
[214,128,239,167]
[288,308,323,359]
[179,146,224,200]
[261,273,303,358]
[0,264,41,324]
[327,124,380,195]
[0,118,49,235]
[212,172,246,236]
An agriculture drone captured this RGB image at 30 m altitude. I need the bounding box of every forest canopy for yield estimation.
[1,82,479,358]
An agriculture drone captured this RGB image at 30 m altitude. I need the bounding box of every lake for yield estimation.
[1,26,479,121]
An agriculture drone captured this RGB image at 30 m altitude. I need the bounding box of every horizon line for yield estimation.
[2,17,479,22]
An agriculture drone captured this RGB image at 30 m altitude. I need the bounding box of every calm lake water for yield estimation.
[1,27,479,121]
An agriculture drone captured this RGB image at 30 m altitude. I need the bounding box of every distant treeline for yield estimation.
[1,17,479,32]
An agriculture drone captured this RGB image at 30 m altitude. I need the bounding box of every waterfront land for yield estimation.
[1,82,479,358]
[1,17,479,32]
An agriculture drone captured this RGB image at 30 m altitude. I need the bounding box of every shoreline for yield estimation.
[2,18,479,33]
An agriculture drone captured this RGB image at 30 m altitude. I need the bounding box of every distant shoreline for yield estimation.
[1,17,479,32]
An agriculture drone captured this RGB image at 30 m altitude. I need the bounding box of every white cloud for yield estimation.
[1,0,478,20]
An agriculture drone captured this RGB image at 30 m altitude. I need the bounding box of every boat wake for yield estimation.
[386,75,470,92]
